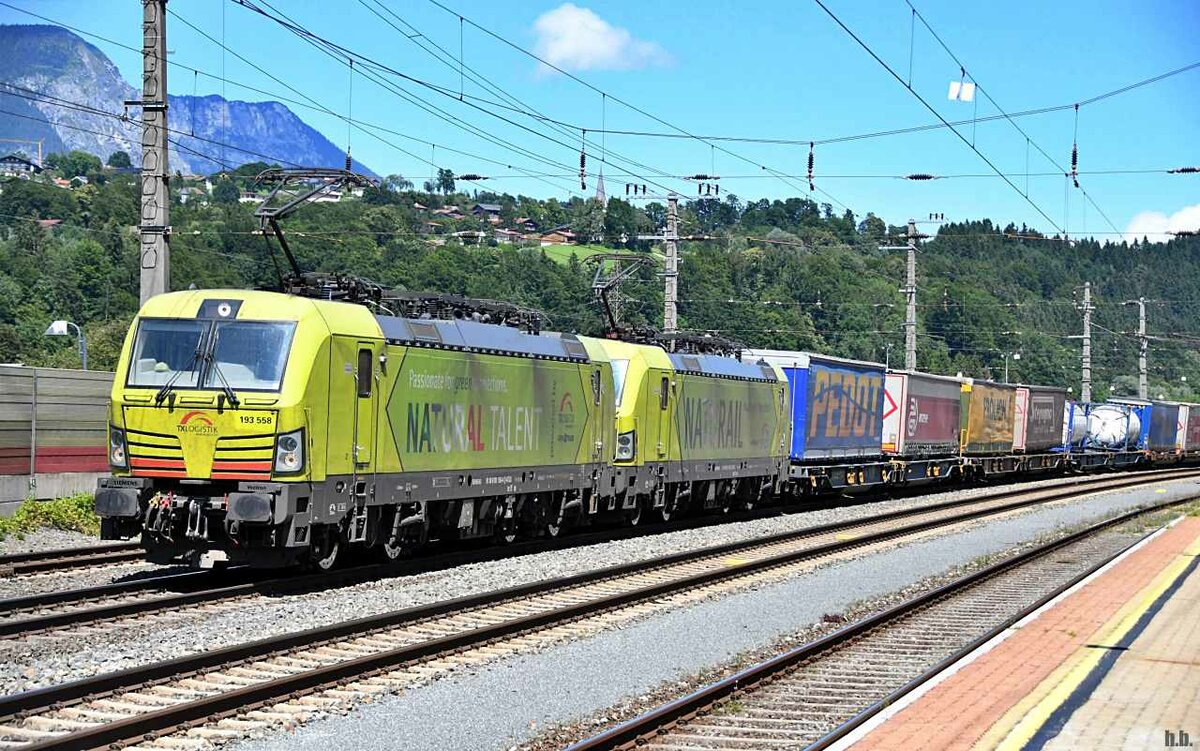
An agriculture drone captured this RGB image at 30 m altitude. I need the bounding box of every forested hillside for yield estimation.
[2,168,1197,402]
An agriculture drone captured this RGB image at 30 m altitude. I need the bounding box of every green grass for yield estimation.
[538,243,610,265]
[538,243,667,266]
[0,493,99,541]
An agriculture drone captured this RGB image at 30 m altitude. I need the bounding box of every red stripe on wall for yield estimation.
[35,456,110,473]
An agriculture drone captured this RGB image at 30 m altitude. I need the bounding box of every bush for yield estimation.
[0,493,99,540]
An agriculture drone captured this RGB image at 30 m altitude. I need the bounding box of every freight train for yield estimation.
[94,289,1197,569]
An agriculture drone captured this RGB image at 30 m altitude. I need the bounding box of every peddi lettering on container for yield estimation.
[807,368,882,440]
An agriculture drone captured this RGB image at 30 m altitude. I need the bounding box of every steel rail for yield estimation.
[1,473,1192,749]
[1,468,1192,638]
[565,497,1191,751]
[0,544,141,576]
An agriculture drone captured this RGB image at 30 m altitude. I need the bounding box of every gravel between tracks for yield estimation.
[0,473,1191,697]
[224,480,1198,751]
[0,528,116,557]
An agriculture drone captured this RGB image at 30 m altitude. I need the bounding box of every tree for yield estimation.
[602,198,639,247]
[382,174,413,192]
[436,168,456,195]
[106,151,132,169]
[212,176,240,205]
[44,150,102,178]
[422,180,436,194]
[570,199,605,243]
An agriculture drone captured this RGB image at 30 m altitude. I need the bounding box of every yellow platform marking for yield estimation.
[978,521,1200,751]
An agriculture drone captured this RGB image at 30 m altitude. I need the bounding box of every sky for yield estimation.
[2,0,1198,241]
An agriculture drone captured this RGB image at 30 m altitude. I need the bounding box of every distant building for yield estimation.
[539,229,575,246]
[36,219,62,230]
[471,202,502,218]
[514,217,539,233]
[0,154,41,177]
[449,229,487,245]
[494,228,525,244]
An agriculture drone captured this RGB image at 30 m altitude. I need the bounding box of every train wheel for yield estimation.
[493,520,517,545]
[626,498,643,527]
[379,539,405,562]
[311,536,340,571]
[657,504,672,523]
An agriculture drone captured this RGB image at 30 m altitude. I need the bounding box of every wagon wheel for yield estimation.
[544,497,566,539]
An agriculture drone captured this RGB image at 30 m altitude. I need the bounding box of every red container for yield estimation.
[882,371,961,457]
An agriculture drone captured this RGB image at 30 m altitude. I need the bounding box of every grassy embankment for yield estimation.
[0,493,98,540]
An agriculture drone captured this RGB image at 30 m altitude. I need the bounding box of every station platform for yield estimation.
[844,514,1200,751]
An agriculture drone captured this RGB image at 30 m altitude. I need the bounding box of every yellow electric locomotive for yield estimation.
[95,289,789,568]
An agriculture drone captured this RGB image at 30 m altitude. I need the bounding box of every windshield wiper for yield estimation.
[204,354,241,411]
[155,346,203,407]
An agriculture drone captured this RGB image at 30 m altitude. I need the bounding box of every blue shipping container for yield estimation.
[1149,401,1180,451]
[795,357,885,460]
[744,350,886,461]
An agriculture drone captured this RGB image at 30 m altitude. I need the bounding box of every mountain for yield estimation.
[0,24,373,176]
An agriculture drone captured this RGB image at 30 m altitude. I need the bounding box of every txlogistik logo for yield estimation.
[176,410,218,435]
[1165,728,1194,748]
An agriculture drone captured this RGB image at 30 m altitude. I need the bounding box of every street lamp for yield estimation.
[44,319,87,370]
[1003,351,1021,383]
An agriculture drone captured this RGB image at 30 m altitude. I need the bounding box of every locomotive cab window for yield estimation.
[357,348,373,397]
[127,319,206,388]
[205,321,295,392]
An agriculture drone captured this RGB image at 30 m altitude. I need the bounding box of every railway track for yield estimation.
[0,544,142,578]
[0,467,1194,640]
[565,500,1184,751]
[0,470,1192,750]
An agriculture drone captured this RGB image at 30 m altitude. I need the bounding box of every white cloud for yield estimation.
[532,3,671,73]
[1124,203,1200,243]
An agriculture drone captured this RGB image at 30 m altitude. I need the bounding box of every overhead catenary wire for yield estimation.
[424,0,853,210]
[904,0,1122,237]
[811,0,1065,234]
[0,1,589,195]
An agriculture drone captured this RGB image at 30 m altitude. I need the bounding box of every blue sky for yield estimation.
[3,0,1198,240]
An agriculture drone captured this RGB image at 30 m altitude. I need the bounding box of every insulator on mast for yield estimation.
[579,129,587,191]
[807,142,815,192]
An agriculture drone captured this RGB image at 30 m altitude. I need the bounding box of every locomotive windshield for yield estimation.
[205,322,294,391]
[127,319,205,388]
[126,318,296,392]
[611,359,630,405]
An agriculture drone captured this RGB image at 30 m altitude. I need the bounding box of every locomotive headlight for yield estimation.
[615,431,636,461]
[109,426,128,469]
[274,429,305,475]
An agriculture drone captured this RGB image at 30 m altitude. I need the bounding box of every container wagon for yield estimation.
[881,370,962,485]
[1146,400,1183,462]
[745,349,887,493]
[1013,385,1069,472]
[959,379,1019,476]
[1066,401,1147,469]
